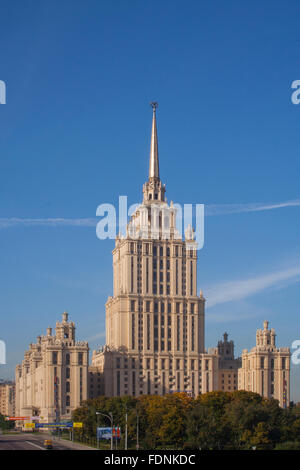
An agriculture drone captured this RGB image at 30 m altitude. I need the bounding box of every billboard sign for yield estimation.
[97,427,121,439]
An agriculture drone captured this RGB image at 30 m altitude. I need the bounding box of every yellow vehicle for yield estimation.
[44,439,53,450]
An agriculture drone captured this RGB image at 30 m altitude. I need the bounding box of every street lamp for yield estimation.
[96,412,113,450]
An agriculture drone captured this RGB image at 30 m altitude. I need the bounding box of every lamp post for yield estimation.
[96,411,113,450]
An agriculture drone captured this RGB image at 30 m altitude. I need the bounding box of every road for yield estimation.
[0,432,96,450]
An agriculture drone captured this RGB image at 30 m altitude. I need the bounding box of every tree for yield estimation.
[249,422,272,450]
[0,414,14,431]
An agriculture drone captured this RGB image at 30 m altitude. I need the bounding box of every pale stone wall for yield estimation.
[0,382,15,416]
[238,321,290,407]
[15,313,89,422]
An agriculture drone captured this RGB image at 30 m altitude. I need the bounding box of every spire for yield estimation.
[149,102,159,180]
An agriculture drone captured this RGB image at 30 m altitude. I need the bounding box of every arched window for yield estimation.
[66,381,70,393]
[66,353,70,365]
[66,367,70,379]
[66,395,70,407]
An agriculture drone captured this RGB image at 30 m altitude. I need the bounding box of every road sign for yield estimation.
[35,422,73,428]
[6,416,29,421]
[97,427,121,439]
[73,422,83,428]
[25,423,35,429]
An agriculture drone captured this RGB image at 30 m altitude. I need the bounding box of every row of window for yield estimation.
[116,370,209,397]
[52,352,84,365]
[246,357,287,370]
[130,300,198,314]
[115,357,209,371]
[129,243,196,257]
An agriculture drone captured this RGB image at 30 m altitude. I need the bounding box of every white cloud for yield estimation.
[205,266,300,307]
[0,199,299,229]
[205,199,300,216]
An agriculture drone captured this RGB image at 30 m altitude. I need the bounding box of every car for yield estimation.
[44,439,53,450]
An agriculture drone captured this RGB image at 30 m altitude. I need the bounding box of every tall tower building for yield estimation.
[92,103,211,397]
[91,105,290,406]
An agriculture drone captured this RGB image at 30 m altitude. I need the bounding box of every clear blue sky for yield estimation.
[0,1,300,401]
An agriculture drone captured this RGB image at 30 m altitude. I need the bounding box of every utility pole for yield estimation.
[125,410,128,450]
[136,411,139,450]
[110,412,113,451]
[96,413,100,449]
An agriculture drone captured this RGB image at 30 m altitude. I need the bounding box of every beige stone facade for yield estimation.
[15,312,89,422]
[238,321,290,407]
[91,105,215,397]
[0,381,15,417]
[91,105,291,407]
[13,106,290,411]
[214,333,242,392]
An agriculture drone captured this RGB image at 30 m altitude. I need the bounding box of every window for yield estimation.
[52,352,58,365]
[66,381,70,393]
[66,395,70,407]
[117,371,120,396]
[66,368,70,379]
[132,314,135,349]
[66,353,70,365]
[177,317,180,351]
[78,353,83,365]
[147,315,150,350]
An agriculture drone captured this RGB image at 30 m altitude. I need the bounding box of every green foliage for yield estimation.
[71,392,300,450]
[0,414,14,431]
[275,441,300,450]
